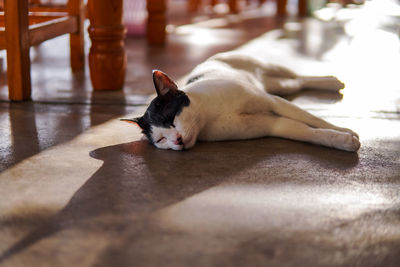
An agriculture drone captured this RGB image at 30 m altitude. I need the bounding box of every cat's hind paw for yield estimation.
[327,76,345,91]
[300,76,345,92]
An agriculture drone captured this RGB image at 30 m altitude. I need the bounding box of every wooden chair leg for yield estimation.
[4,0,32,101]
[68,0,85,70]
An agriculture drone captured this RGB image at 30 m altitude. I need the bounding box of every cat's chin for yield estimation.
[183,135,196,150]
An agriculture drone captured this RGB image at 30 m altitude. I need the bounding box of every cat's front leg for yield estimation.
[200,113,359,152]
[268,116,360,152]
[270,96,360,139]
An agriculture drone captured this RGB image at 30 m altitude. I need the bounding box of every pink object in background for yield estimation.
[123,0,147,36]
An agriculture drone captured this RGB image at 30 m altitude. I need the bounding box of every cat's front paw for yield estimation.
[335,127,359,139]
[339,132,360,152]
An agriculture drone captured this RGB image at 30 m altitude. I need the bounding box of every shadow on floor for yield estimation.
[0,138,359,265]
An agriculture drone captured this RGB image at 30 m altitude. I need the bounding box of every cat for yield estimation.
[121,52,360,152]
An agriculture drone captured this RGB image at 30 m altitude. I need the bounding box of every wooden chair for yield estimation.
[0,0,85,101]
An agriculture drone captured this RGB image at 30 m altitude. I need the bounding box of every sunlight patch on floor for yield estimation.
[155,183,394,234]
[0,111,144,215]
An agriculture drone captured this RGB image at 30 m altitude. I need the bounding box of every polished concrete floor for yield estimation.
[1,1,400,266]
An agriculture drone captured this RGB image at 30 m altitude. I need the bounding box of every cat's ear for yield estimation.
[120,117,143,129]
[152,70,179,97]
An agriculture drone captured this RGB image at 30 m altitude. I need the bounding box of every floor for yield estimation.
[0,0,400,266]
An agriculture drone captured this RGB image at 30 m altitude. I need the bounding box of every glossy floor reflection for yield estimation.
[0,1,400,267]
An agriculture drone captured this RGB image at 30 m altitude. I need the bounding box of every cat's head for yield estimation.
[121,70,195,150]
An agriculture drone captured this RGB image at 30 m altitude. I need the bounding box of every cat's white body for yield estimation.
[140,52,360,152]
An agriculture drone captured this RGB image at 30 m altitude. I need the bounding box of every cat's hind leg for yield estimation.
[212,52,298,79]
[213,52,345,93]
[299,76,345,92]
[263,77,303,96]
[263,76,345,96]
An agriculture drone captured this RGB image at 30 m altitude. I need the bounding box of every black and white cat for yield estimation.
[122,52,360,152]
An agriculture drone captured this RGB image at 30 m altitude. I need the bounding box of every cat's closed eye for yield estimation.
[156,137,165,143]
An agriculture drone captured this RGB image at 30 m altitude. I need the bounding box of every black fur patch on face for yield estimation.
[138,91,190,143]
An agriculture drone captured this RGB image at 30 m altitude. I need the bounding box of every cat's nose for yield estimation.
[174,136,183,145]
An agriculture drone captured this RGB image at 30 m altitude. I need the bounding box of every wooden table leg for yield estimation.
[188,0,200,13]
[298,0,307,17]
[147,0,166,44]
[5,0,31,101]
[228,0,239,13]
[277,0,288,16]
[87,0,126,90]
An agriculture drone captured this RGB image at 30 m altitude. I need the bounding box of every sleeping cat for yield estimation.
[121,52,360,152]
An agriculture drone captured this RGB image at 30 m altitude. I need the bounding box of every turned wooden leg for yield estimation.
[67,0,85,69]
[4,0,31,101]
[87,0,126,90]
[188,0,200,13]
[228,0,239,13]
[147,0,166,45]
[277,0,288,16]
[298,0,307,16]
